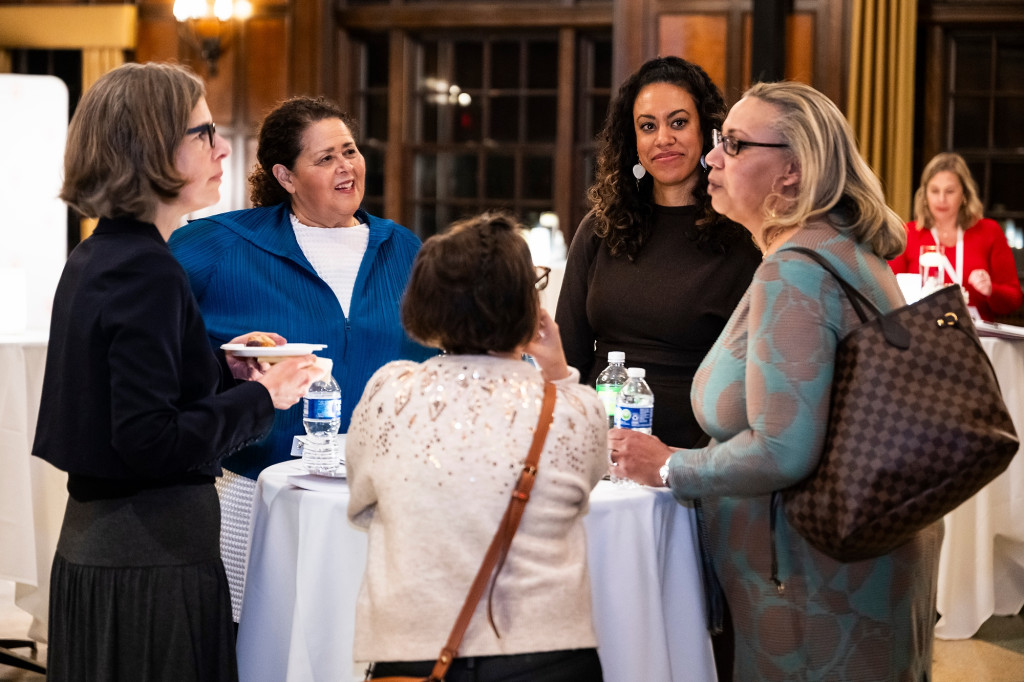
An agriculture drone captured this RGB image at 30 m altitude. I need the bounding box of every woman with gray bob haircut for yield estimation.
[36,62,322,681]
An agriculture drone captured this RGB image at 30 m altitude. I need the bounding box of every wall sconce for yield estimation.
[172,0,252,77]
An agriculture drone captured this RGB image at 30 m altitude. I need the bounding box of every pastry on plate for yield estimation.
[245,333,276,347]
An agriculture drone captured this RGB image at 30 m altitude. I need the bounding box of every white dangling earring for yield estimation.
[632,162,646,180]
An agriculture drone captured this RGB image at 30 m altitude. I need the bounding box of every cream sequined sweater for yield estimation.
[346,354,608,662]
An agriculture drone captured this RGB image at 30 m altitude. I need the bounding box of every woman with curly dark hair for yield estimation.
[555,56,761,451]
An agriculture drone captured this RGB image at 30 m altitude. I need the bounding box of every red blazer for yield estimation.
[889,218,1023,321]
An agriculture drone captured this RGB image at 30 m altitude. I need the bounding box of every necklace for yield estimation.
[934,226,958,247]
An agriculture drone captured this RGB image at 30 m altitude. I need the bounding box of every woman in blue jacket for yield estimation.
[169,96,433,618]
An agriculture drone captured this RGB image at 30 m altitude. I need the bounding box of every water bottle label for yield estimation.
[304,397,341,419]
[615,405,653,430]
[596,385,622,417]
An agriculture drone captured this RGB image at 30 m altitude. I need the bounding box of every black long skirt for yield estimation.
[47,480,237,682]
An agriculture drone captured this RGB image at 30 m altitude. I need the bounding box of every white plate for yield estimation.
[221,343,327,358]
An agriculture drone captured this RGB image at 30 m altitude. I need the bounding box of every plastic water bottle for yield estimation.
[615,367,654,435]
[302,360,342,473]
[596,351,629,428]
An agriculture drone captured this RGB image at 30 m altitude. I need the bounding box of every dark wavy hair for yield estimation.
[589,56,736,259]
[248,96,359,207]
[402,212,539,355]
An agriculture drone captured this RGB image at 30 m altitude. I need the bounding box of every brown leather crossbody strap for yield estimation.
[424,381,558,682]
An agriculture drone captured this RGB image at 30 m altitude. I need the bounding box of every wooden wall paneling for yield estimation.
[653,0,847,109]
[741,13,814,88]
[921,2,1024,25]
[613,0,655,87]
[337,4,611,31]
[384,29,410,225]
[288,0,331,97]
[245,17,289,130]
[333,26,355,107]
[554,26,575,243]
[134,15,180,64]
[202,43,237,126]
[816,0,847,111]
[657,14,729,93]
[137,1,240,127]
[786,13,814,84]
[921,23,946,166]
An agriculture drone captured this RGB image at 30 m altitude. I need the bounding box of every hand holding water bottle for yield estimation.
[301,359,342,473]
[255,354,324,410]
[608,367,676,487]
[607,428,674,487]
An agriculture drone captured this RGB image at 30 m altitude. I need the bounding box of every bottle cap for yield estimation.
[607,351,625,363]
[627,367,645,378]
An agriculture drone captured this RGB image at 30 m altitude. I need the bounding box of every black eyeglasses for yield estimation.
[535,265,551,291]
[712,129,788,157]
[186,122,216,147]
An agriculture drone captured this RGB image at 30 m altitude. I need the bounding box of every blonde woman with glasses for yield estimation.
[611,81,942,680]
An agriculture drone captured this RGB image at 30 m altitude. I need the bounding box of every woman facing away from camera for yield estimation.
[34,62,322,681]
[610,81,943,680]
[346,213,609,682]
[169,96,433,617]
[888,151,1022,321]
[556,56,762,451]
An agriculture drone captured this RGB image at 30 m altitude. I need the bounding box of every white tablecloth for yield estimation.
[236,460,715,682]
[0,333,66,642]
[935,337,1024,639]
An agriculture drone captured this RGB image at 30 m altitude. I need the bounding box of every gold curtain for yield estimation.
[847,0,917,220]
[82,48,124,97]
[79,48,126,240]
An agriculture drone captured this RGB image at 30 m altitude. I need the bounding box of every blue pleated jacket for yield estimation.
[169,203,435,479]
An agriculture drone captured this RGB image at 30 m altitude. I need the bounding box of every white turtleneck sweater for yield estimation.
[290,212,369,316]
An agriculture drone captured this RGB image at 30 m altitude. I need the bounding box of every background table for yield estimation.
[935,336,1024,639]
[236,461,716,682]
[0,333,66,643]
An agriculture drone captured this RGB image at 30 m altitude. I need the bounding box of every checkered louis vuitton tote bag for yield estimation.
[778,247,1019,562]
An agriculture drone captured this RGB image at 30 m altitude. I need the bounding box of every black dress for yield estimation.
[555,206,762,448]
[34,216,275,681]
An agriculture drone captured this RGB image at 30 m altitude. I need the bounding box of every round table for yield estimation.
[236,459,716,682]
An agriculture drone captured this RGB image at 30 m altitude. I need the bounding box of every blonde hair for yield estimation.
[745,81,906,260]
[912,152,984,231]
[61,62,205,220]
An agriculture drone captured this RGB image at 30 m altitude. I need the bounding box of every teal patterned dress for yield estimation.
[667,221,942,681]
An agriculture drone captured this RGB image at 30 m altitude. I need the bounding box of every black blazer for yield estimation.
[33,216,274,481]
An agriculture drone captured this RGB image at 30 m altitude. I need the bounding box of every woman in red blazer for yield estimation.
[889,152,1022,321]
